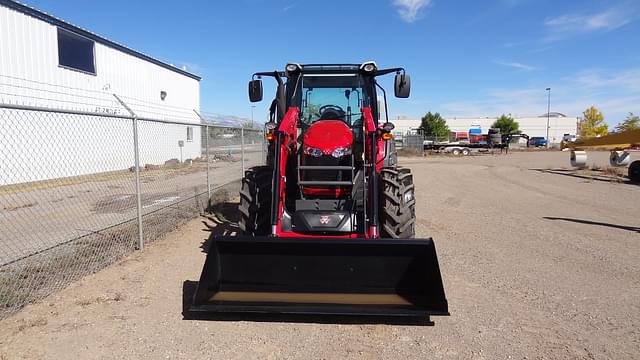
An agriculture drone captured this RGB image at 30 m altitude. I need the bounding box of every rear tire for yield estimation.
[238,166,272,235]
[380,167,416,238]
[629,160,640,183]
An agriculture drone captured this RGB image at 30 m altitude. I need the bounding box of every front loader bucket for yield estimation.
[190,236,448,317]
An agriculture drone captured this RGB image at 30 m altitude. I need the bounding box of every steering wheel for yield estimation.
[318,105,346,120]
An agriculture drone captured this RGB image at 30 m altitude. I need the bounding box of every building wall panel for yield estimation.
[0,5,203,185]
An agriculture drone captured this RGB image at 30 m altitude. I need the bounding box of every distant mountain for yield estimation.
[200,113,264,129]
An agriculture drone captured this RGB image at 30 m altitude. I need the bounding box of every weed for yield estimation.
[397,148,422,157]
[602,167,623,177]
[16,317,48,331]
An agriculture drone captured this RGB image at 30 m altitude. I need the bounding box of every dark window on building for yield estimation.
[57,28,96,74]
[186,127,193,142]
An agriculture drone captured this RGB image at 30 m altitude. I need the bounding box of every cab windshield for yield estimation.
[300,75,367,127]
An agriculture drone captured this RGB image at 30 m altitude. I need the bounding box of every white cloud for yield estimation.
[503,41,525,48]
[281,3,295,12]
[442,88,546,118]
[544,3,640,41]
[494,60,535,71]
[393,0,432,23]
[499,0,529,8]
[569,69,640,91]
[441,67,640,123]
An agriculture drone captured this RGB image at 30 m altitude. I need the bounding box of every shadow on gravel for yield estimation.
[200,201,241,254]
[530,168,638,185]
[544,217,640,233]
[181,281,434,326]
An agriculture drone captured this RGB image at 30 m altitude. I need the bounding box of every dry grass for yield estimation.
[2,201,38,212]
[397,148,423,157]
[75,292,126,307]
[16,317,48,332]
[602,166,624,177]
[0,160,213,196]
[0,169,134,196]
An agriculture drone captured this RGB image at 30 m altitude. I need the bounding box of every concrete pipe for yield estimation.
[570,150,587,168]
[609,150,631,167]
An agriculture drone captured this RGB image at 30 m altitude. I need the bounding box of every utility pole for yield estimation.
[546,87,551,149]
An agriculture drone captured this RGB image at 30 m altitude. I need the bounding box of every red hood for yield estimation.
[303,120,353,153]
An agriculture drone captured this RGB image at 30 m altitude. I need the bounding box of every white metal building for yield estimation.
[392,113,578,144]
[0,0,202,185]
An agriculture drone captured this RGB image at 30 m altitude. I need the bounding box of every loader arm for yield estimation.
[270,107,300,235]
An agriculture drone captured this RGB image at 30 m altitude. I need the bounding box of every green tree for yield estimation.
[420,112,450,138]
[578,106,608,138]
[614,112,640,133]
[491,114,520,135]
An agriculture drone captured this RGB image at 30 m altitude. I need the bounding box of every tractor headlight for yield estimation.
[360,61,377,73]
[285,63,301,75]
[303,145,323,157]
[331,147,352,158]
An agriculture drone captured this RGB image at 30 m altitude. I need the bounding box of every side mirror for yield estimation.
[248,80,263,102]
[394,73,411,98]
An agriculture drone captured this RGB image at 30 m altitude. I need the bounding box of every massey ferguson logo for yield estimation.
[319,215,330,224]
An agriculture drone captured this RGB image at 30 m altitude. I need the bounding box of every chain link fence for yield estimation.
[399,134,424,156]
[0,102,264,319]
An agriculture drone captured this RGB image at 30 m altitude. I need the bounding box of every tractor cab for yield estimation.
[299,75,366,128]
[296,73,370,201]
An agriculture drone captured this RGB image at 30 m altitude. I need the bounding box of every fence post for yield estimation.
[193,110,211,209]
[205,125,210,206]
[115,94,144,250]
[241,127,245,176]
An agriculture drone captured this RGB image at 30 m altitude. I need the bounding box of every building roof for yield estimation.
[539,112,567,118]
[0,0,201,81]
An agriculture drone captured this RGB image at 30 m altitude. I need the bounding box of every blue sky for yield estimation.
[25,0,640,125]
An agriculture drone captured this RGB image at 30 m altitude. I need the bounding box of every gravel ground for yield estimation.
[0,148,263,265]
[0,151,638,359]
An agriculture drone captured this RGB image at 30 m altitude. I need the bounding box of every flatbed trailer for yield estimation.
[424,133,529,155]
[424,142,507,156]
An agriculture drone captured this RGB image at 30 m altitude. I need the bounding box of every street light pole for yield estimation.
[545,87,551,149]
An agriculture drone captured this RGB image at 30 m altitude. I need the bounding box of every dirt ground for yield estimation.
[1,151,638,359]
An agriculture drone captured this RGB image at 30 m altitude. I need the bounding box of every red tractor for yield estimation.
[191,62,448,319]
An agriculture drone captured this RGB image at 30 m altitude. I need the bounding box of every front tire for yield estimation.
[238,166,272,235]
[380,167,416,238]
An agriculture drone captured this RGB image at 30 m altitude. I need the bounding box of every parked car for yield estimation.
[561,133,577,150]
[528,137,547,147]
[562,133,577,143]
